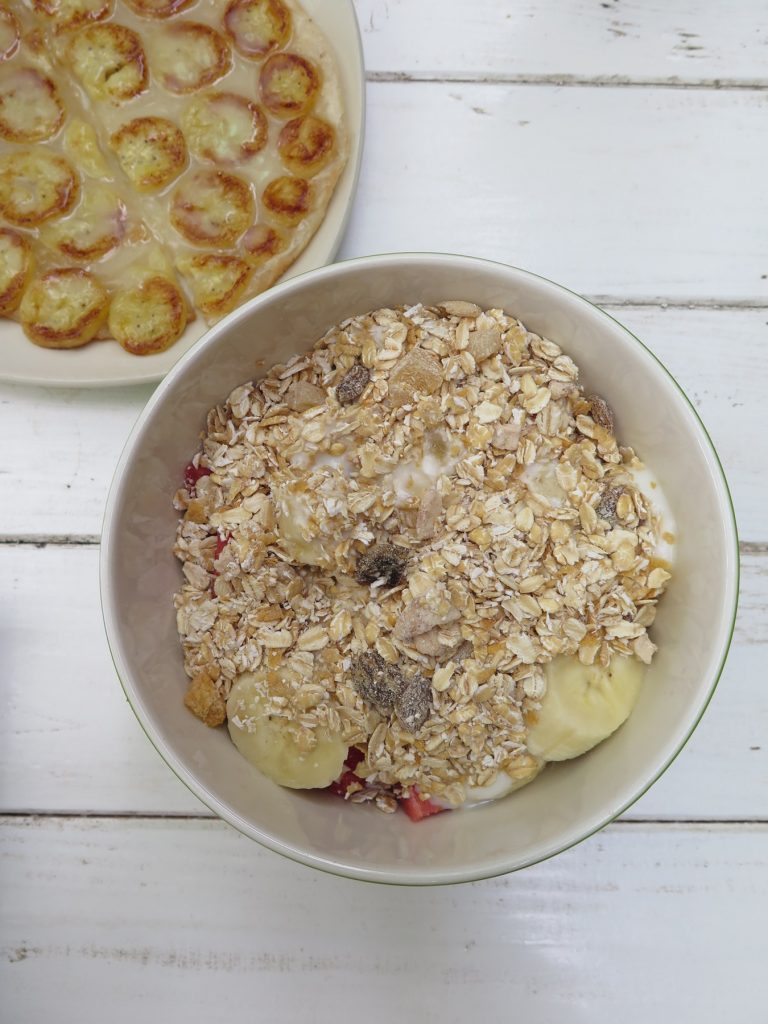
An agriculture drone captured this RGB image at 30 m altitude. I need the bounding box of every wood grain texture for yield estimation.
[1,306,766,541]
[338,83,768,302]
[356,0,768,86]
[1,543,765,819]
[2,816,768,1022]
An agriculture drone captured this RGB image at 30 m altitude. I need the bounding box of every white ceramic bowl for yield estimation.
[101,254,739,885]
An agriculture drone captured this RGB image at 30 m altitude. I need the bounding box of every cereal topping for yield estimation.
[173,302,671,805]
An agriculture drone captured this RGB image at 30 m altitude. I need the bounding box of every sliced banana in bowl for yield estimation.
[526,655,645,762]
[227,670,348,790]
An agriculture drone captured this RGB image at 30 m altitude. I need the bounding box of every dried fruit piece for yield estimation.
[393,595,461,643]
[438,300,481,318]
[597,485,623,522]
[467,324,502,363]
[336,362,370,405]
[394,674,432,733]
[587,394,615,433]
[388,347,443,406]
[285,379,326,412]
[350,651,406,712]
[184,670,226,727]
[356,542,408,586]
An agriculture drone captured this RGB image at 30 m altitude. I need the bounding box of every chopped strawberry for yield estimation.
[184,461,211,493]
[328,770,361,798]
[345,746,365,771]
[400,790,448,822]
[214,533,231,560]
[328,748,366,798]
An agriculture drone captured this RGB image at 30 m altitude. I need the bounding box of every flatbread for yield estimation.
[0,0,348,353]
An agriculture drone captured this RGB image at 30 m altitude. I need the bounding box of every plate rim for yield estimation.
[0,0,366,390]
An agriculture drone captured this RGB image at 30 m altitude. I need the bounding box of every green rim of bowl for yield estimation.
[100,251,740,886]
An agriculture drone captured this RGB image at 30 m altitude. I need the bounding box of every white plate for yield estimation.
[0,0,364,389]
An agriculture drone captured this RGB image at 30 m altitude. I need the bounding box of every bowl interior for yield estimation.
[102,254,738,883]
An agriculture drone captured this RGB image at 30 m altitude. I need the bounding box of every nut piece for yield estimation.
[394,674,431,733]
[286,379,326,412]
[350,651,406,712]
[438,300,481,318]
[467,324,502,363]
[388,347,443,406]
[336,362,370,405]
[184,670,226,727]
[587,394,615,433]
[356,542,408,587]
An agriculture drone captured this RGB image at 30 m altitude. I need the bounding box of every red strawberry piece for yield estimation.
[400,790,448,822]
[328,770,361,798]
[344,747,365,771]
[184,461,211,493]
[214,533,232,560]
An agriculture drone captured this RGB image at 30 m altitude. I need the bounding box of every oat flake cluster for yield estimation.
[173,301,670,807]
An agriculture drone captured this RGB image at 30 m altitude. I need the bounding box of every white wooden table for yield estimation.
[2,2,768,1019]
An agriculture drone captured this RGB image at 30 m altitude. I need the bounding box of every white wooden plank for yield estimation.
[1,544,765,819]
[1,305,766,541]
[356,0,768,85]
[2,817,767,1022]
[338,83,768,302]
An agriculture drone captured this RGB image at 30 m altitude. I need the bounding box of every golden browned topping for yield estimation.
[262,174,311,224]
[278,114,335,175]
[259,51,319,117]
[124,0,193,17]
[154,22,232,94]
[0,67,65,143]
[68,23,148,103]
[223,0,292,59]
[0,7,20,61]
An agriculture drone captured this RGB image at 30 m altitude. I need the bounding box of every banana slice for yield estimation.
[20,267,109,348]
[259,52,320,118]
[0,150,78,227]
[0,7,20,62]
[170,169,253,247]
[151,22,231,95]
[68,23,147,104]
[31,0,112,34]
[526,655,645,761]
[227,671,347,789]
[124,0,193,17]
[463,758,543,806]
[0,67,65,143]
[63,119,111,179]
[110,116,187,192]
[42,183,125,261]
[223,0,293,61]
[262,175,311,225]
[108,274,187,355]
[181,91,267,166]
[176,252,251,320]
[0,228,34,315]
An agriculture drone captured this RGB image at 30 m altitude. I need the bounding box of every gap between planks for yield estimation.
[366,71,768,92]
[2,813,768,830]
